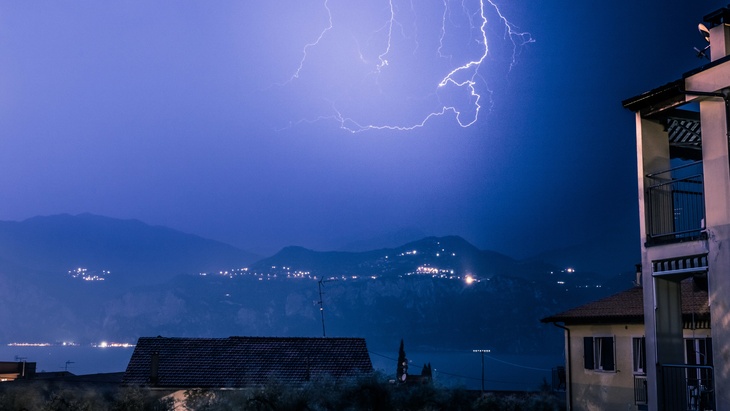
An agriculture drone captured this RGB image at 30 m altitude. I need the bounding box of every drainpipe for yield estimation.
[552,322,572,411]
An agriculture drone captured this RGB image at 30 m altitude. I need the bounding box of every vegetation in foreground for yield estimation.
[0,374,563,411]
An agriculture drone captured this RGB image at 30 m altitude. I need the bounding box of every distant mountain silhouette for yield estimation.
[0,214,627,358]
[336,227,428,252]
[253,236,519,280]
[0,213,259,285]
[529,229,640,281]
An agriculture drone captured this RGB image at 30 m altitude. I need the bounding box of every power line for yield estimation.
[368,350,550,388]
[484,355,552,372]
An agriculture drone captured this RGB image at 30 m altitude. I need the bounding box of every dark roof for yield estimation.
[541,280,709,325]
[122,336,373,389]
[621,79,685,116]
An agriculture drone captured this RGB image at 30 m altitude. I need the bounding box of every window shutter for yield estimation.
[639,337,646,372]
[584,337,594,369]
[633,337,646,373]
[602,337,615,371]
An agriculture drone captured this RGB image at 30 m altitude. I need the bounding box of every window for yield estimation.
[584,336,615,371]
[633,337,646,375]
[685,338,712,366]
[685,338,713,384]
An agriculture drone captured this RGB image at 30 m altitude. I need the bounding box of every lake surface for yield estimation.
[0,345,563,392]
[368,350,562,391]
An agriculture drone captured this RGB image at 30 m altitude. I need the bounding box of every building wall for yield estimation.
[568,324,643,411]
[566,324,712,411]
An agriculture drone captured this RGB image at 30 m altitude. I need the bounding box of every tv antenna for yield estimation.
[64,360,74,371]
[316,277,335,337]
[695,23,711,60]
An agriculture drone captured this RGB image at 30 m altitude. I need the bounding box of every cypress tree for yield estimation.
[396,339,407,383]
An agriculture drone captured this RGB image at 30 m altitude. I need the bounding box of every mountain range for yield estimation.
[0,213,638,355]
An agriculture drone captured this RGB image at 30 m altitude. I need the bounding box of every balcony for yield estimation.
[645,161,705,245]
[659,364,715,411]
[634,374,648,405]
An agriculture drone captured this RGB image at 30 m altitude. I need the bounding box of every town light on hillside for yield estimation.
[473,349,491,393]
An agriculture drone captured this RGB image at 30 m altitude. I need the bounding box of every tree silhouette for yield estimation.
[396,339,408,383]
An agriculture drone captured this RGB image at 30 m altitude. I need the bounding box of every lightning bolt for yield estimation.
[283,0,334,85]
[375,0,395,71]
[488,0,535,71]
[280,0,533,133]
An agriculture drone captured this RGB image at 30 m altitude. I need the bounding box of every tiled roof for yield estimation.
[122,336,373,389]
[541,280,709,325]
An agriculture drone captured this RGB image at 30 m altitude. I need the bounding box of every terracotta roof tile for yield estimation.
[541,280,709,325]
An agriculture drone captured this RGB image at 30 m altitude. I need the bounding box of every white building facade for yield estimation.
[623,6,730,411]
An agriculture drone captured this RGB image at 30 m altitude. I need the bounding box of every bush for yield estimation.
[0,377,563,411]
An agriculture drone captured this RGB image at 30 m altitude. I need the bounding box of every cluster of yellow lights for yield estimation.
[8,341,134,348]
[7,342,51,347]
[94,342,135,348]
[416,266,454,275]
[398,250,418,257]
[68,267,110,281]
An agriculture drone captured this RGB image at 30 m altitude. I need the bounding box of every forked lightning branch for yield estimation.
[281,0,533,133]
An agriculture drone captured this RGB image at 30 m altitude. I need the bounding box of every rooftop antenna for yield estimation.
[64,360,74,371]
[695,23,711,60]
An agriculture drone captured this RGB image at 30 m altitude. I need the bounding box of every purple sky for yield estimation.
[0,1,721,257]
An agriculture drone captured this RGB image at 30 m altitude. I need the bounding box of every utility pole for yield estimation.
[318,278,326,336]
[317,277,331,337]
[472,349,491,393]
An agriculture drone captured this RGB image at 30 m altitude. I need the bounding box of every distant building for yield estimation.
[122,336,373,392]
[0,361,35,382]
[621,5,730,411]
[542,279,710,411]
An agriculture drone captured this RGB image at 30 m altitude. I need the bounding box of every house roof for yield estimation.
[541,280,709,325]
[122,336,373,389]
[622,54,730,116]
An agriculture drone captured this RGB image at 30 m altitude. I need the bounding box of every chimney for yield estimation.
[634,263,642,287]
[704,7,730,61]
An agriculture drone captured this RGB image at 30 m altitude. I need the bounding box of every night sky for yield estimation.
[0,1,722,257]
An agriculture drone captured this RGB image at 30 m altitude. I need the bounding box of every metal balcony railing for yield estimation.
[646,161,705,245]
[659,364,715,411]
[634,374,648,405]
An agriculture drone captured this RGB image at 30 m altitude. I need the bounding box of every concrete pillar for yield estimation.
[635,116,671,411]
[700,97,730,411]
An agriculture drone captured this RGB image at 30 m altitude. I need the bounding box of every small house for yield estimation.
[122,336,373,391]
[541,279,711,411]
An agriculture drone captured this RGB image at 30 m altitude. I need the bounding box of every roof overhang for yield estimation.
[622,79,686,118]
[623,54,730,118]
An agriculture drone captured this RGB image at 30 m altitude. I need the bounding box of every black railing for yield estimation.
[659,364,715,411]
[634,374,648,405]
[646,161,705,245]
